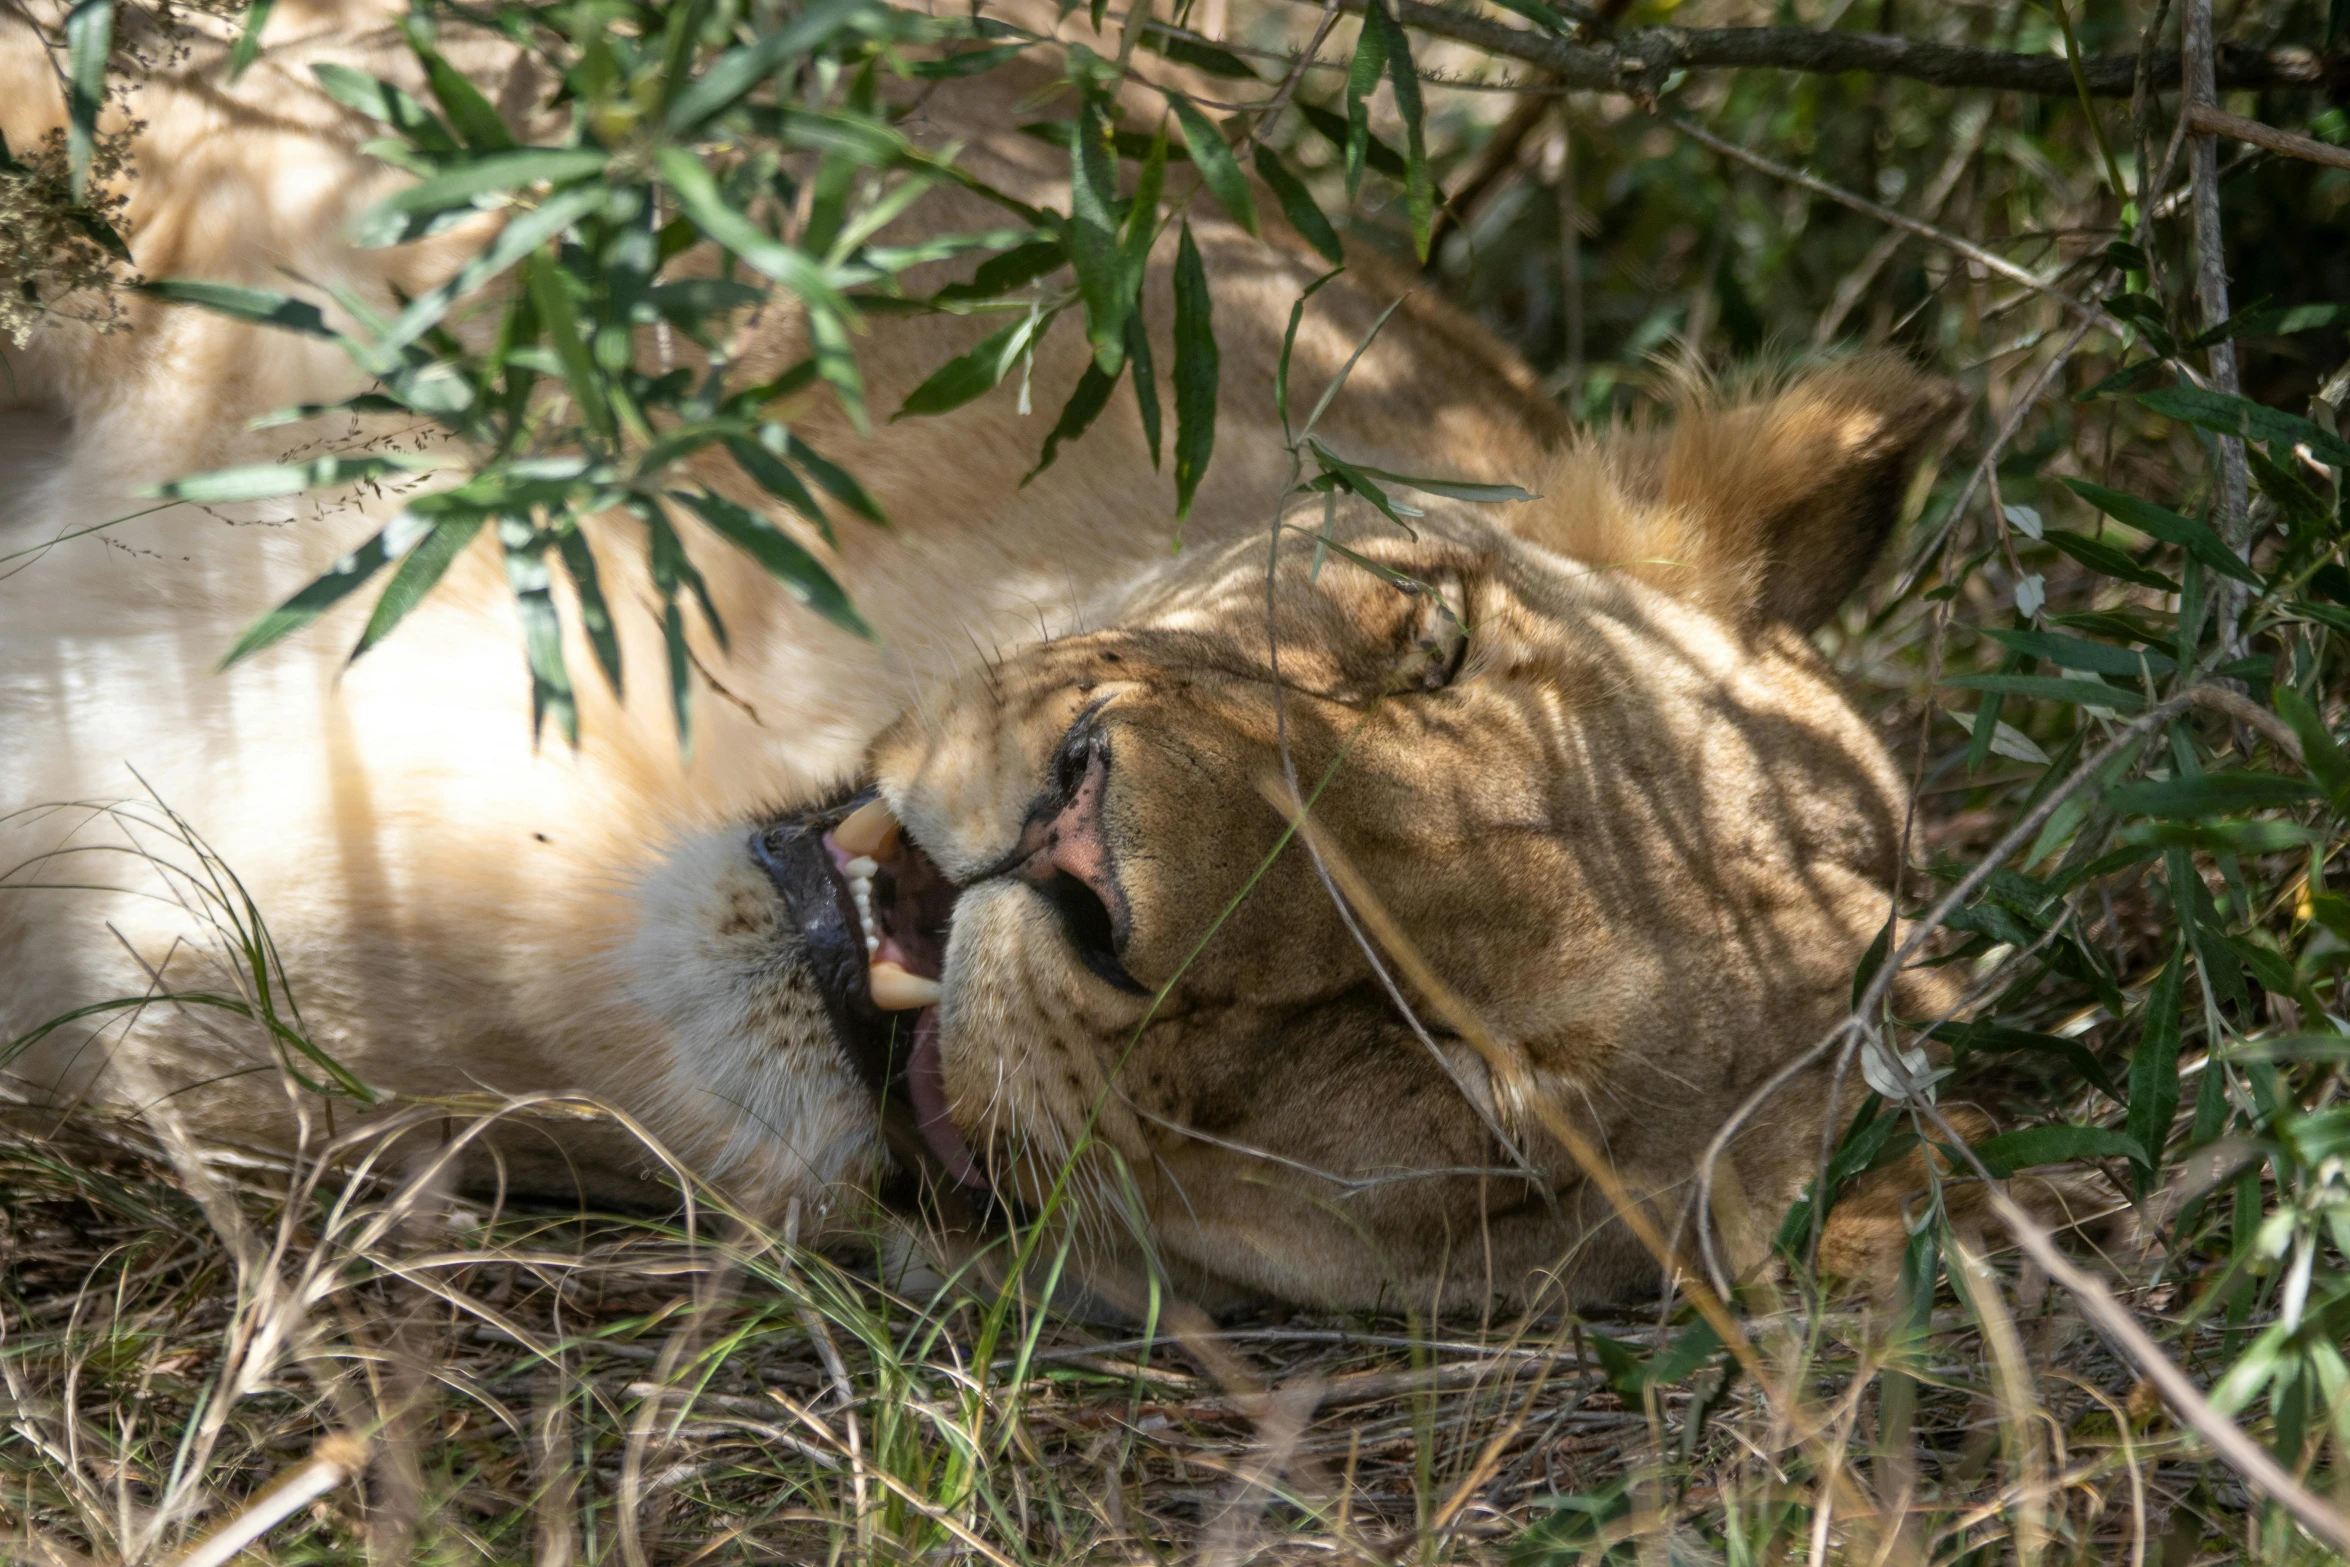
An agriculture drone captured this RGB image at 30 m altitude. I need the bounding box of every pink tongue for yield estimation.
[906,1007,985,1189]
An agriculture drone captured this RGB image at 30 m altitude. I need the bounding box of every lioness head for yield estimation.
[722,356,1958,1313]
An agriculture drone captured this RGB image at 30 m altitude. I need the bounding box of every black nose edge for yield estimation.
[1012,724,1149,995]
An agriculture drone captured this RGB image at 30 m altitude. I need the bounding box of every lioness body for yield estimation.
[2,3,1952,1307]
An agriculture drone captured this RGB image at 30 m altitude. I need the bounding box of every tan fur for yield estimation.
[4,7,1960,1303]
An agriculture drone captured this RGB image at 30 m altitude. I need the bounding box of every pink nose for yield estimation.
[1015,739,1126,944]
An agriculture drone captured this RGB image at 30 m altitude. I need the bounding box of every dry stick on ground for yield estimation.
[1281,0,2342,96]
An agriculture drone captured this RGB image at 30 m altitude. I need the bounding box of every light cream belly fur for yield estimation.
[0,2,1555,1227]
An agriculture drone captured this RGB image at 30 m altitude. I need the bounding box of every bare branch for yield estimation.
[1280,0,2344,98]
[2187,101,2350,172]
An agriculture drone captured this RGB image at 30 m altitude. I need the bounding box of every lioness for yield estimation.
[2,3,1957,1310]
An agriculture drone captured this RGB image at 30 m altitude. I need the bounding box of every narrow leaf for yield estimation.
[414,43,515,149]
[1342,13,1386,201]
[1126,311,1161,468]
[1172,222,1218,524]
[351,510,485,659]
[895,311,1047,419]
[1068,95,1131,374]
[2108,771,2322,817]
[1365,0,1432,259]
[2138,385,2350,469]
[1974,1123,2150,1177]
[679,489,870,638]
[525,250,613,440]
[781,433,885,526]
[64,0,113,201]
[557,530,623,695]
[222,524,402,667]
[1276,266,1345,438]
[1978,626,2177,678]
[1025,360,1117,485]
[1166,95,1255,237]
[2042,529,2181,592]
[655,147,849,316]
[226,0,273,82]
[1940,673,2145,711]
[2124,941,2186,1195]
[145,452,434,503]
[2187,301,2350,348]
[1254,146,1343,263]
[2063,478,2260,586]
[499,521,576,746]
[666,0,877,132]
[142,279,333,338]
[354,148,610,247]
[310,62,459,152]
[727,434,831,543]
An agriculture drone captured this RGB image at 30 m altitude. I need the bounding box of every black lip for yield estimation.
[750,798,1004,1222]
[751,794,903,1097]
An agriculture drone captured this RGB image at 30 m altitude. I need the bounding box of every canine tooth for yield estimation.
[833,798,901,857]
[868,961,942,1010]
[844,855,878,879]
[865,935,880,954]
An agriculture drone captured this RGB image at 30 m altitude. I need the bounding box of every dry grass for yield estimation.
[0,1081,2301,1565]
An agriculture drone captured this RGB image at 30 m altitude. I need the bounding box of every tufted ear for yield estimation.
[1526,355,1963,631]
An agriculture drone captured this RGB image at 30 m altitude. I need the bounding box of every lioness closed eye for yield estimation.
[0,15,1959,1311]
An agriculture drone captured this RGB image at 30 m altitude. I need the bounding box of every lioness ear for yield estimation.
[1535,355,1961,631]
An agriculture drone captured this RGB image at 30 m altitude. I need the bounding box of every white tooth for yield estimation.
[865,935,880,954]
[833,798,902,858]
[844,855,878,879]
[868,961,942,1011]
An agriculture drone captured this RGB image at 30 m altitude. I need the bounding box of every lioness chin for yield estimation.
[2,4,1962,1311]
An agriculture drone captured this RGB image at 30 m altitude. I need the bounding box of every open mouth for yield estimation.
[751,797,986,1191]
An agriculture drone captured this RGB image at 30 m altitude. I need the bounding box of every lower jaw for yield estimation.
[906,1007,986,1189]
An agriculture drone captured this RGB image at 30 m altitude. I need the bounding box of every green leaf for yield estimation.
[778,432,886,525]
[1978,626,2177,678]
[223,520,413,667]
[2124,942,2186,1196]
[64,0,112,201]
[311,62,459,152]
[2107,771,2321,817]
[1927,1020,2122,1104]
[1068,95,1131,375]
[1297,101,1408,181]
[145,452,435,504]
[726,435,831,542]
[1122,119,1169,296]
[1276,266,1345,439]
[661,599,694,756]
[1125,311,1161,469]
[1364,0,1432,260]
[1254,146,1343,264]
[935,238,1067,304]
[1024,360,1118,486]
[2276,686,2350,805]
[353,148,610,247]
[678,489,870,639]
[142,280,334,338]
[895,310,1048,419]
[909,41,1030,79]
[525,249,614,441]
[654,147,849,317]
[1851,915,1893,1010]
[498,520,576,746]
[2041,528,2181,592]
[1344,464,1537,505]
[351,509,485,660]
[1341,12,1386,202]
[226,0,273,82]
[2187,302,2350,349]
[1172,223,1218,525]
[1775,1095,1898,1258]
[2062,478,2260,586]
[1307,441,1419,532]
[1166,95,1255,237]
[1941,673,2145,712]
[558,530,622,695]
[1973,1123,2150,1177]
[1143,33,1261,79]
[412,41,515,149]
[667,0,879,132]
[1589,1319,1722,1399]
[2137,386,2350,469]
[377,182,605,355]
